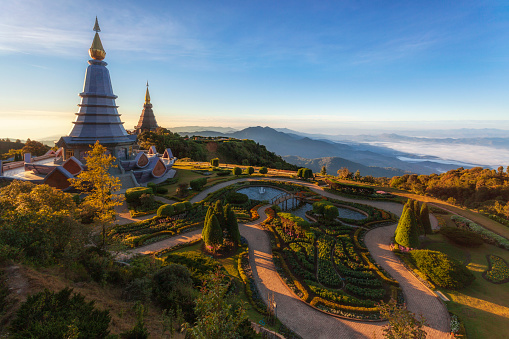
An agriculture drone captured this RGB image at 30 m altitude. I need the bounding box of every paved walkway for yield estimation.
[122,177,451,338]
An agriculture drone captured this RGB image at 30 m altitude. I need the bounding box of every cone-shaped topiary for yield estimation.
[395,208,419,248]
[224,204,241,246]
[213,200,226,229]
[394,202,410,238]
[203,214,223,251]
[420,203,432,235]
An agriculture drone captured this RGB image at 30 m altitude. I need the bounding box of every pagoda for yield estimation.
[57,17,137,161]
[134,82,159,134]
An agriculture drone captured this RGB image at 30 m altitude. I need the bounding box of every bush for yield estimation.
[157,204,175,217]
[440,227,483,247]
[152,264,196,322]
[323,205,339,220]
[126,187,153,204]
[409,250,475,289]
[123,277,152,302]
[156,186,168,194]
[190,177,208,191]
[395,208,419,248]
[232,167,242,175]
[216,170,231,176]
[246,166,254,175]
[259,167,268,174]
[173,202,186,214]
[210,158,219,167]
[226,192,249,204]
[184,201,192,210]
[10,288,111,338]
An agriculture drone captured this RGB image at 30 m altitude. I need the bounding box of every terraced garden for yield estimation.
[265,202,402,320]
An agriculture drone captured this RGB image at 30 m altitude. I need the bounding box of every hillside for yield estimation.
[283,155,408,177]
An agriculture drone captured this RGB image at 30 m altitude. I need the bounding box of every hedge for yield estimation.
[125,187,153,203]
[440,226,483,247]
[273,252,309,302]
[226,192,249,204]
[309,297,380,315]
[157,204,175,217]
[360,252,399,286]
[451,215,509,250]
[409,250,475,289]
[237,250,268,315]
[353,228,367,251]
[190,177,208,191]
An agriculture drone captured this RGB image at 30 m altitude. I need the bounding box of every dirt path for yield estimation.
[127,177,450,338]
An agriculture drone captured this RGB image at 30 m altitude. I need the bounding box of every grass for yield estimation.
[422,233,509,339]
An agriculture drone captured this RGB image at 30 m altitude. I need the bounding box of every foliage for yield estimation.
[10,288,111,339]
[259,166,268,174]
[121,302,150,339]
[210,158,219,167]
[157,204,175,217]
[0,181,87,265]
[395,208,419,248]
[451,215,509,249]
[246,166,254,175]
[409,250,475,289]
[152,264,196,322]
[20,138,50,156]
[225,191,249,204]
[232,167,242,175]
[190,177,208,191]
[202,214,223,251]
[297,167,313,179]
[440,226,483,247]
[484,255,509,283]
[70,141,123,246]
[224,204,240,245]
[186,272,251,339]
[420,203,432,235]
[321,165,327,175]
[138,128,207,161]
[389,167,509,220]
[378,299,427,339]
[125,187,153,204]
[323,205,339,220]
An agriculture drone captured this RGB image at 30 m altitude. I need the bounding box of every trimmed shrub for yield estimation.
[409,250,475,289]
[232,167,242,175]
[440,227,483,247]
[190,177,207,191]
[126,187,153,204]
[246,166,255,175]
[259,167,268,174]
[323,205,339,220]
[173,202,186,214]
[420,203,432,235]
[157,204,175,217]
[210,158,219,167]
[226,191,249,204]
[202,214,223,250]
[184,201,192,210]
[156,186,168,194]
[224,204,241,245]
[395,208,419,248]
[216,170,231,176]
[10,288,111,338]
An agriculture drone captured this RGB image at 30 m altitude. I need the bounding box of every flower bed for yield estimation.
[483,255,509,284]
[452,215,509,250]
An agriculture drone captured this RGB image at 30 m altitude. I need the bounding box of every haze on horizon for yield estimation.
[1,0,508,140]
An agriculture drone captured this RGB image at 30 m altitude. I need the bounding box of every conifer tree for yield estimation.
[420,203,432,235]
[395,208,419,248]
[224,204,241,247]
[213,200,226,229]
[413,200,423,234]
[203,214,223,252]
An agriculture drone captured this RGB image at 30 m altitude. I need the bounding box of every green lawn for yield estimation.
[423,234,509,339]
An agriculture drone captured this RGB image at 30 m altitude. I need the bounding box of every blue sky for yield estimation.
[1,0,508,139]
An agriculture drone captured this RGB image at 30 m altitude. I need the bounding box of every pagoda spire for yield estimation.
[89,17,106,60]
[145,81,151,104]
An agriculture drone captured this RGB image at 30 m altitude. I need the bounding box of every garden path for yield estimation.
[123,177,450,338]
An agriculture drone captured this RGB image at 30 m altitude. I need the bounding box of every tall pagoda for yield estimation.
[134,82,159,134]
[57,17,137,161]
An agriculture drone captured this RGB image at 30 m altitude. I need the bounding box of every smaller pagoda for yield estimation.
[134,82,159,134]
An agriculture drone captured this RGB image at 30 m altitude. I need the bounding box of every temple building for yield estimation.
[134,82,159,134]
[56,17,137,161]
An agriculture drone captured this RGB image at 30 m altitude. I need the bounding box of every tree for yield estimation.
[232,167,242,175]
[210,158,219,167]
[354,170,361,181]
[212,200,226,228]
[320,165,327,176]
[395,208,419,248]
[202,215,223,252]
[377,300,427,339]
[420,203,432,235]
[246,166,254,175]
[70,141,123,247]
[224,204,240,246]
[186,272,249,339]
[337,167,352,179]
[21,139,49,156]
[259,166,268,174]
[323,204,339,220]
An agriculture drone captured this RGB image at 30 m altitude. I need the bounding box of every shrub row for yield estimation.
[273,252,310,302]
[440,226,483,247]
[353,228,367,251]
[452,215,509,250]
[237,250,268,314]
[156,201,193,217]
[306,281,375,307]
[345,284,385,300]
[125,187,153,203]
[360,252,399,286]
[310,297,380,317]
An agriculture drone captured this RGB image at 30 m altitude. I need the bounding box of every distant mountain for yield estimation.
[283,156,408,177]
[170,126,238,134]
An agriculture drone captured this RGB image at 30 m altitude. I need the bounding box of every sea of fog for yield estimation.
[364,141,508,169]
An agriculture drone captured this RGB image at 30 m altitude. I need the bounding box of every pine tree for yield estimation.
[395,208,419,248]
[420,203,432,235]
[320,166,327,176]
[413,200,423,234]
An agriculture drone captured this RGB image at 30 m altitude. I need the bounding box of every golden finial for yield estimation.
[145,81,151,104]
[89,17,106,60]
